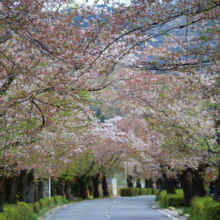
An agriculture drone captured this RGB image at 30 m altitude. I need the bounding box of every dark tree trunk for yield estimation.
[92,173,100,199]
[51,178,55,197]
[136,179,141,188]
[156,178,164,192]
[5,176,17,204]
[162,174,176,194]
[34,182,38,202]
[38,179,44,200]
[102,175,109,197]
[25,169,35,204]
[0,175,5,212]
[179,167,206,207]
[127,175,133,188]
[148,178,154,188]
[64,180,71,201]
[145,179,149,188]
[77,177,88,200]
[214,168,220,201]
[174,179,180,189]
[56,178,65,196]
[17,170,27,202]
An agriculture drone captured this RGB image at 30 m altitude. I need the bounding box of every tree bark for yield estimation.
[136,179,141,188]
[77,177,88,200]
[0,175,5,212]
[64,179,71,201]
[25,169,35,204]
[156,178,164,192]
[145,179,149,188]
[92,173,100,199]
[127,175,133,188]
[51,178,55,197]
[5,176,17,204]
[102,175,109,197]
[162,174,176,194]
[179,167,206,207]
[17,170,27,202]
[214,168,220,201]
[148,178,154,188]
[34,182,38,202]
[38,179,44,200]
[56,178,65,196]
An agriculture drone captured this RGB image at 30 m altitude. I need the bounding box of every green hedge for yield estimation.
[0,214,7,220]
[191,196,220,220]
[55,196,63,204]
[121,188,139,196]
[121,188,158,197]
[158,189,184,208]
[2,202,32,220]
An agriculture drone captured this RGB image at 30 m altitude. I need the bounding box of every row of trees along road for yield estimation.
[0,0,219,211]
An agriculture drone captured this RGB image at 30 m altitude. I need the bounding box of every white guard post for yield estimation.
[112,178,117,196]
[49,178,51,199]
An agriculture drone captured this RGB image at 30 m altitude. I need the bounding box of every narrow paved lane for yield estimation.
[44,196,173,220]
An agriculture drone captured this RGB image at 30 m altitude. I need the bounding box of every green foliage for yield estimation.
[121,188,157,196]
[120,188,139,196]
[34,202,40,213]
[158,189,184,208]
[40,198,50,209]
[63,199,70,204]
[55,196,63,204]
[3,202,32,220]
[191,196,220,220]
[0,214,7,220]
[29,213,38,220]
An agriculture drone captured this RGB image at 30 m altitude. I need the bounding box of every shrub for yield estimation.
[152,188,160,195]
[29,213,38,220]
[34,202,40,213]
[40,198,50,209]
[121,188,139,196]
[191,196,220,220]
[158,189,184,208]
[140,188,153,195]
[0,214,7,220]
[55,196,63,204]
[3,202,32,220]
[63,199,70,204]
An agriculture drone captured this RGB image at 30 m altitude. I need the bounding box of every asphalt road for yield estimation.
[44,196,174,220]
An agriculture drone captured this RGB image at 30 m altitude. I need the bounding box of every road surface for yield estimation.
[44,196,176,220]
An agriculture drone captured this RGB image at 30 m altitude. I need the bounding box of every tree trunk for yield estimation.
[148,178,154,188]
[56,178,65,197]
[17,170,27,202]
[145,179,149,188]
[0,175,5,212]
[102,175,109,197]
[64,180,71,201]
[77,177,88,200]
[5,176,17,204]
[156,178,164,192]
[214,168,220,201]
[25,169,35,204]
[51,178,55,197]
[34,182,38,202]
[127,175,133,188]
[38,179,44,200]
[179,167,206,207]
[162,174,176,194]
[136,179,141,188]
[92,173,100,199]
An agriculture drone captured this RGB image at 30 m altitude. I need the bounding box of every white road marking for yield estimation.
[152,206,155,208]
[158,209,179,220]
